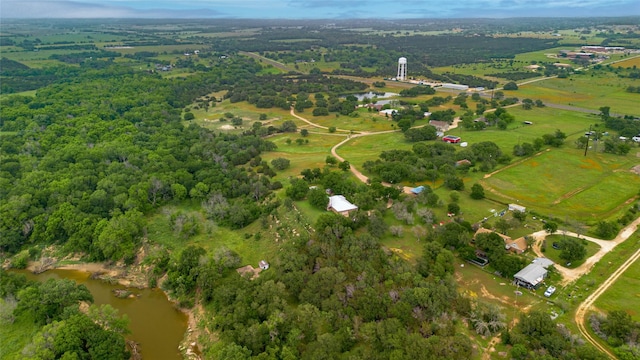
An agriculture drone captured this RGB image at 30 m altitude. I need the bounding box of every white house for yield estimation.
[327,195,358,216]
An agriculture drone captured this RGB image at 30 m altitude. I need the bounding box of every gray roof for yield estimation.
[328,195,358,213]
[514,264,548,287]
[532,257,554,268]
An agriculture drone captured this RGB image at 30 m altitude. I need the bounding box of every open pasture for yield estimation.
[482,148,639,220]
[593,247,640,321]
[306,110,399,132]
[510,72,640,116]
[261,133,346,181]
[334,131,409,169]
[543,235,601,268]
[612,55,640,69]
[448,106,600,149]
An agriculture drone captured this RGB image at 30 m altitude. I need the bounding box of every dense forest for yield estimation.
[0,56,282,259]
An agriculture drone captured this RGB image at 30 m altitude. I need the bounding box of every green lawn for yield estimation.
[542,235,601,268]
[482,147,638,221]
[261,133,346,183]
[594,251,640,321]
[334,131,409,169]
[508,72,640,116]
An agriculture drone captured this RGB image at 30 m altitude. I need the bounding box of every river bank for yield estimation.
[19,257,202,360]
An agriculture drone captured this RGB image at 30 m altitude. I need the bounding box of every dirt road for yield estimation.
[530,216,640,286]
[575,235,640,359]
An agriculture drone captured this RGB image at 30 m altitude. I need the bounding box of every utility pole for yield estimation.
[583,125,591,157]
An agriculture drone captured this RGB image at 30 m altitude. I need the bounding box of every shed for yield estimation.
[259,260,270,270]
[411,186,426,195]
[509,204,526,213]
[327,195,358,216]
[379,109,398,116]
[429,120,449,132]
[513,264,548,289]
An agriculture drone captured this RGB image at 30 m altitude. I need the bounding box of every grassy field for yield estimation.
[508,71,640,116]
[333,131,409,169]
[594,253,640,321]
[542,235,601,268]
[303,110,400,132]
[145,203,280,266]
[261,133,347,182]
[482,148,638,221]
[0,311,39,360]
[611,56,640,69]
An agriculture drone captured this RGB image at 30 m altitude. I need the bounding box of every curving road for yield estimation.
[530,216,640,286]
[575,236,640,359]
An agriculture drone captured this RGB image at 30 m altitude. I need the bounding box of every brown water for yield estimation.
[15,269,188,360]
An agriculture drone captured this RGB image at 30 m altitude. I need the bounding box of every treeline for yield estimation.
[0,57,280,261]
[0,58,81,93]
[484,71,541,81]
[225,73,368,109]
[0,270,130,359]
[48,50,121,64]
[363,140,509,184]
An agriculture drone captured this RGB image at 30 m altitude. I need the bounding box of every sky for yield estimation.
[2,0,639,19]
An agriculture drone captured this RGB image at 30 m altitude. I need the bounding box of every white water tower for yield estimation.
[397,57,407,81]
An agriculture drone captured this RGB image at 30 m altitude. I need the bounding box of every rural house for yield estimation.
[513,258,554,289]
[473,228,527,254]
[327,195,358,216]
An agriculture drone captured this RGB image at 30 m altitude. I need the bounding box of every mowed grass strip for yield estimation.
[261,133,345,183]
[594,249,640,321]
[483,148,638,219]
[335,131,409,169]
[509,72,640,116]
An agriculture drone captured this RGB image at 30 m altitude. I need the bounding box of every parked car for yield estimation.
[544,286,556,297]
[552,242,561,250]
[632,136,640,143]
[442,135,461,143]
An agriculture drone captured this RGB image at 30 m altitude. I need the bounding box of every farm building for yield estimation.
[327,195,358,216]
[429,120,449,132]
[513,258,554,289]
[473,228,527,254]
[379,109,398,116]
[509,204,526,213]
[440,83,469,91]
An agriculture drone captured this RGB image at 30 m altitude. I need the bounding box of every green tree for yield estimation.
[338,161,350,172]
[470,183,485,199]
[286,178,309,200]
[495,218,510,235]
[308,188,328,210]
[183,112,195,120]
[504,81,519,90]
[271,157,291,171]
[15,279,93,324]
[281,120,297,132]
[544,221,558,234]
[559,237,587,263]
